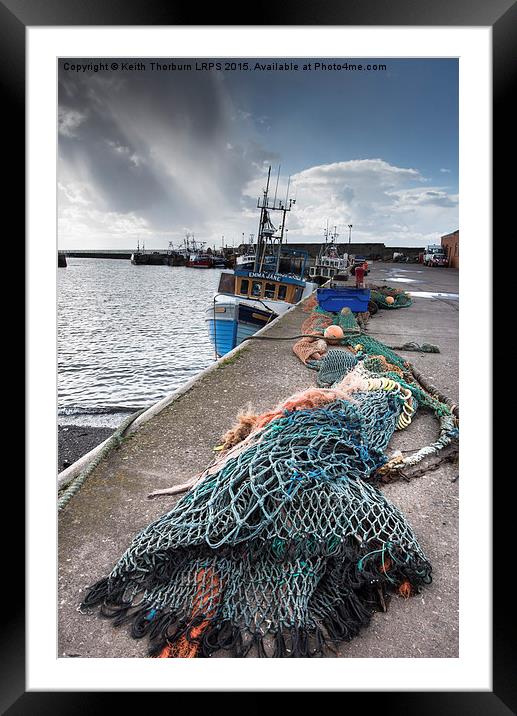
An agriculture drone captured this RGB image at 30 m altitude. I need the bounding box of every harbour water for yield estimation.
[58,259,222,428]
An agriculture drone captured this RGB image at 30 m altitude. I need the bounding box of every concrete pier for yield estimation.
[58,263,459,658]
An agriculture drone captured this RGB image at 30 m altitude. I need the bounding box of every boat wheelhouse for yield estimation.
[207,267,314,356]
[308,225,349,284]
[236,252,277,271]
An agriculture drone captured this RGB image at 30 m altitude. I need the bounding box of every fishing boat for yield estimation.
[308,224,350,284]
[166,241,187,266]
[235,234,277,271]
[131,241,169,265]
[131,240,187,266]
[212,254,228,268]
[206,167,318,357]
[183,234,214,268]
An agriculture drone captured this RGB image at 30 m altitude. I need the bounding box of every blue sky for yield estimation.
[225,59,458,182]
[58,58,458,248]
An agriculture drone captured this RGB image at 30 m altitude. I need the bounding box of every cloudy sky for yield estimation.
[58,58,458,249]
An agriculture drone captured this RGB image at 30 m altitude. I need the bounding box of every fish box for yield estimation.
[317,287,371,313]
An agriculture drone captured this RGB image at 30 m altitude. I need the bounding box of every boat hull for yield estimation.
[206,298,276,357]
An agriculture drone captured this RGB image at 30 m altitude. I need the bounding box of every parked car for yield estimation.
[350,255,370,275]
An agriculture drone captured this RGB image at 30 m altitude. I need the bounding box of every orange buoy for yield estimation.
[323,325,344,340]
[385,296,395,305]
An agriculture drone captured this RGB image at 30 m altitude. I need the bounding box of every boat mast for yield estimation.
[254,167,271,273]
[254,166,296,274]
[275,176,293,273]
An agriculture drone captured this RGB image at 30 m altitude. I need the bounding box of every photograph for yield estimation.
[57,56,461,660]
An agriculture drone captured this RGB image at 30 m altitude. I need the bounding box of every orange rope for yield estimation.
[380,557,392,574]
[398,580,413,599]
[168,567,221,658]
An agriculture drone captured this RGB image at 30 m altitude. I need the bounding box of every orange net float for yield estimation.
[323,325,344,343]
[385,296,395,305]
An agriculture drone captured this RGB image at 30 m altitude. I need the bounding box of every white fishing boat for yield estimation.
[308,224,350,284]
[206,167,317,357]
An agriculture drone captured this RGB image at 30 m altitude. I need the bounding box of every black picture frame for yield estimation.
[8,0,509,710]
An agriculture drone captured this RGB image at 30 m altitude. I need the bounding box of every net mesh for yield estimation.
[83,396,431,657]
[369,285,413,309]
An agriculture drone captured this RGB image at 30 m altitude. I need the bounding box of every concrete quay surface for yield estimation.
[58,263,459,659]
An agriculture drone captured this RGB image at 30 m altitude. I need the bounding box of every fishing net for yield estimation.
[294,308,360,366]
[332,307,361,334]
[81,289,456,659]
[296,297,458,478]
[82,396,432,657]
[302,294,318,312]
[292,337,328,365]
[301,311,333,335]
[342,334,409,370]
[314,349,358,387]
[369,285,413,309]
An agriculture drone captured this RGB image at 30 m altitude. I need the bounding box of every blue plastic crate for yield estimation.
[317,287,371,313]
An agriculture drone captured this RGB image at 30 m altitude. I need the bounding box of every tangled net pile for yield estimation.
[369,284,413,309]
[82,292,458,658]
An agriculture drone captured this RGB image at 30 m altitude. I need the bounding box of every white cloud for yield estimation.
[58,107,87,137]
[440,167,451,173]
[58,178,152,247]
[58,155,458,249]
[388,187,458,209]
[241,159,458,247]
[106,140,143,167]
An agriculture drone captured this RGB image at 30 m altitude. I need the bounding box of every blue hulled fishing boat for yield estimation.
[206,167,317,357]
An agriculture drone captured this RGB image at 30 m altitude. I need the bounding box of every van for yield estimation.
[423,245,448,267]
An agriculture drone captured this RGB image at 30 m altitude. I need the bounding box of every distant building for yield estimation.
[441,230,459,268]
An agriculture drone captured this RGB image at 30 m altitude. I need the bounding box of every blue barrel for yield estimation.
[317,287,371,312]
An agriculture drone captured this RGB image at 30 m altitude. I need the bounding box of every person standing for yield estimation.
[355,263,365,288]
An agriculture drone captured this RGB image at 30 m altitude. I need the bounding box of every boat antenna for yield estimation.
[273,165,281,206]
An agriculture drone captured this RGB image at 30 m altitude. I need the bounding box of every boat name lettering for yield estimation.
[248,272,283,282]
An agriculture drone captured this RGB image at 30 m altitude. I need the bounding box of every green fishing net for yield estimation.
[83,396,431,657]
[370,286,413,309]
[81,290,458,659]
